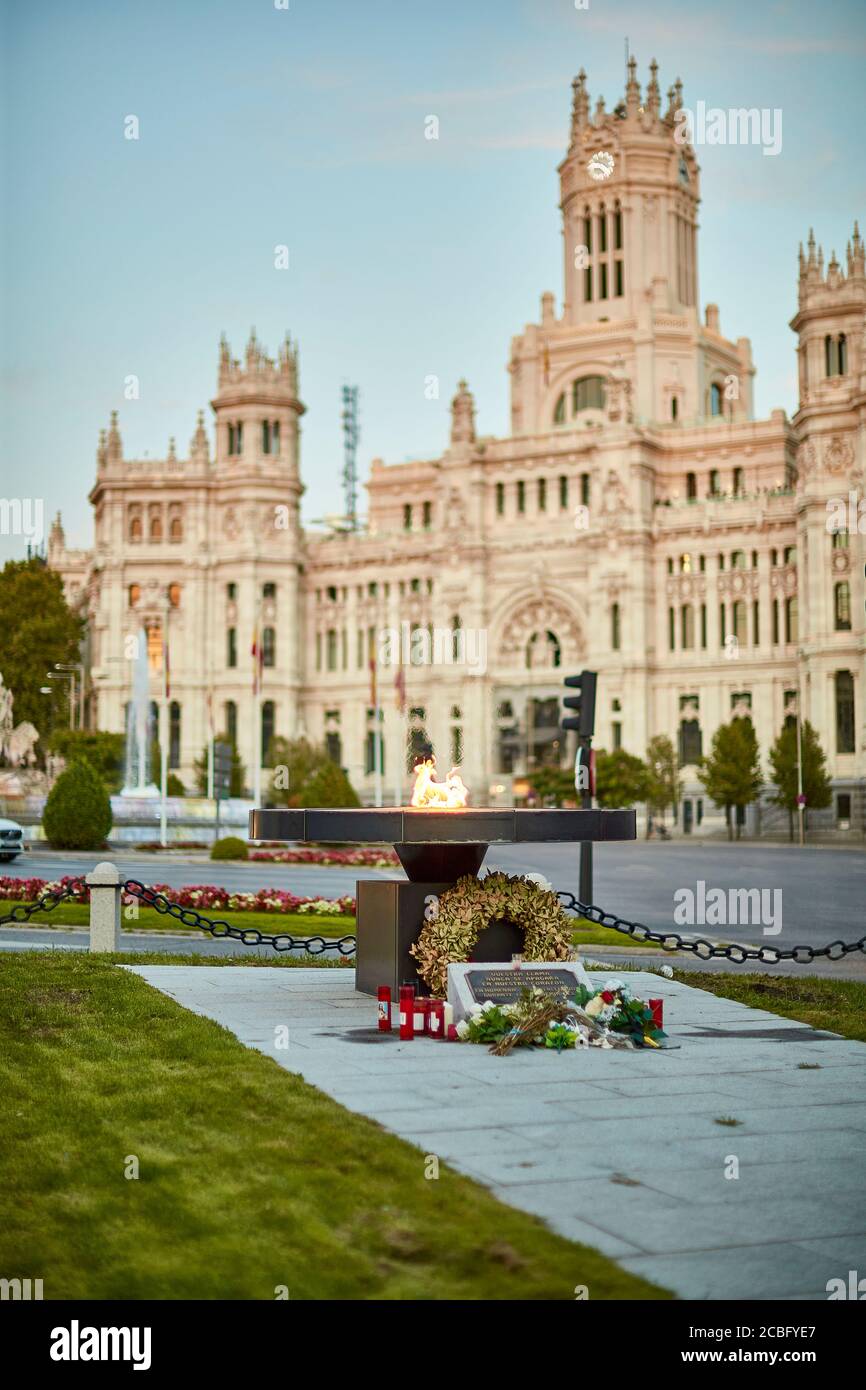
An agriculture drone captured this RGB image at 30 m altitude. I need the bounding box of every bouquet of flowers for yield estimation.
[454,980,668,1056]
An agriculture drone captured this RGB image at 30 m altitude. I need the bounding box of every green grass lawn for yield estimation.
[675,971,866,1043]
[0,951,669,1300]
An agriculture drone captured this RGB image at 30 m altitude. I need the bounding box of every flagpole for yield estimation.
[253,599,262,809]
[159,588,169,848]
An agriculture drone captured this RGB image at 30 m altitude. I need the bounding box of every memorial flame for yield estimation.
[410,758,469,810]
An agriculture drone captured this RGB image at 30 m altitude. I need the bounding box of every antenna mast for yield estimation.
[341,384,360,531]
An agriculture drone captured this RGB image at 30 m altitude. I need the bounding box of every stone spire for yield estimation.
[646,58,660,118]
[450,379,476,446]
[849,220,865,279]
[245,327,261,372]
[106,410,123,466]
[167,436,177,464]
[570,69,589,143]
[625,54,641,118]
[219,332,231,385]
[96,428,107,470]
[189,409,210,465]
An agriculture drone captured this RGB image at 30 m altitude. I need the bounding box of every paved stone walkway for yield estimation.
[126,964,866,1300]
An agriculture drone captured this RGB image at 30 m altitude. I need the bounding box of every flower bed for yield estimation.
[0,876,356,916]
[249,846,398,868]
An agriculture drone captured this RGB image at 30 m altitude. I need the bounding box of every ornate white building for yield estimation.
[49,60,865,834]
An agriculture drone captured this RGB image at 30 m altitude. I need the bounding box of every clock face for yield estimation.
[679,156,690,185]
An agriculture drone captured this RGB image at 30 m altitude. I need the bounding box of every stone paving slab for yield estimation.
[125,964,866,1301]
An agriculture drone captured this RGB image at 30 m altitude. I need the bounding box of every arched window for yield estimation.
[834,581,851,631]
[838,334,847,375]
[169,701,181,769]
[825,335,835,377]
[835,671,855,753]
[732,600,747,643]
[686,471,697,499]
[128,583,140,607]
[225,701,237,747]
[582,206,592,254]
[671,396,679,421]
[613,200,622,250]
[169,514,183,542]
[128,513,142,542]
[227,627,237,668]
[553,394,566,425]
[263,626,276,666]
[598,203,607,253]
[611,602,621,651]
[451,614,462,663]
[680,553,692,573]
[731,550,746,570]
[678,718,702,765]
[572,376,606,413]
[785,596,798,644]
[149,510,162,542]
[709,469,721,496]
[526,630,561,670]
[261,701,275,762]
[681,604,694,649]
[710,382,723,416]
[495,481,505,515]
[326,629,338,671]
[262,420,271,454]
[733,467,744,496]
[168,583,181,608]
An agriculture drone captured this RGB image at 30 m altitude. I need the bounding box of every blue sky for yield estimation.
[1,0,864,559]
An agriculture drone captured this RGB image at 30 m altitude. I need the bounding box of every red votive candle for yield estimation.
[399,986,415,1040]
[414,996,428,1035]
[430,1000,445,1038]
[377,985,392,1032]
[649,998,664,1029]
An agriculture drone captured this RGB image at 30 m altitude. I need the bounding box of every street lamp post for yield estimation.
[46,669,76,728]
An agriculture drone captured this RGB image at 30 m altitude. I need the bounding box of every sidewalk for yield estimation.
[125,964,866,1300]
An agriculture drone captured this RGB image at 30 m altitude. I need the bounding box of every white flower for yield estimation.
[522,872,553,892]
[455,1019,471,1039]
[585,995,605,1018]
[603,977,625,993]
[659,965,674,979]
[469,1003,484,1018]
[481,999,497,1013]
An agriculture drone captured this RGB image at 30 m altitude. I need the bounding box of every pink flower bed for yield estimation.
[249,846,398,868]
[0,876,356,917]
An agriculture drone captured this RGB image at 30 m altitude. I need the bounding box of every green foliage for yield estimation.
[594,748,652,809]
[0,557,83,745]
[194,737,246,797]
[47,729,125,792]
[645,734,680,819]
[530,765,578,807]
[42,757,113,850]
[210,836,249,861]
[697,717,762,839]
[300,761,361,808]
[768,719,832,839]
[166,773,186,797]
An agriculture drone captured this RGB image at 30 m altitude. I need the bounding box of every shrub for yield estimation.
[42,758,113,850]
[166,773,186,797]
[300,762,361,808]
[210,836,249,861]
[46,730,126,792]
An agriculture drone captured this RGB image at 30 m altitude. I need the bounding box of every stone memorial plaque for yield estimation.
[447,958,592,1025]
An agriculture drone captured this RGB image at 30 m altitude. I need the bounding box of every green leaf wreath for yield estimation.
[410,871,574,998]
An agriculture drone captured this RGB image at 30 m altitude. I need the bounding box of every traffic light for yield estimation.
[562,670,597,739]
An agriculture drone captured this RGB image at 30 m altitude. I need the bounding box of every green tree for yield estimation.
[697,717,762,840]
[300,761,361,808]
[42,757,113,849]
[645,734,681,831]
[194,737,246,797]
[0,557,83,747]
[768,719,832,841]
[267,737,331,806]
[46,729,126,792]
[594,748,652,809]
[530,765,578,807]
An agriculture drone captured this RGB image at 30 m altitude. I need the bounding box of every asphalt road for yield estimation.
[7,841,864,947]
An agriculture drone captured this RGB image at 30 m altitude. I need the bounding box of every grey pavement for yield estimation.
[125,963,866,1301]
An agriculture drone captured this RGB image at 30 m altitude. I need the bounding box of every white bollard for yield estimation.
[86,861,121,953]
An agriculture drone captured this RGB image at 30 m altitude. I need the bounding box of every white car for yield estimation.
[0,817,25,861]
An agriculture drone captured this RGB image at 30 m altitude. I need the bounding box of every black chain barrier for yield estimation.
[122,879,357,956]
[557,890,866,965]
[0,882,86,927]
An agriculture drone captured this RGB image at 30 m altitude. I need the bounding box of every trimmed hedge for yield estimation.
[42,758,113,850]
[210,836,249,861]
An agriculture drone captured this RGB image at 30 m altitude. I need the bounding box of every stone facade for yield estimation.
[48,61,865,833]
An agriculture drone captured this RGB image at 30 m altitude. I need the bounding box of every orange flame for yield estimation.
[410,757,469,810]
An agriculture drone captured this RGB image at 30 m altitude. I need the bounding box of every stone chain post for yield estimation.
[85,861,121,952]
